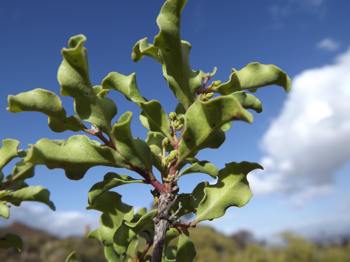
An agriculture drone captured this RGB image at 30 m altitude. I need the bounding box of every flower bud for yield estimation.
[169,112,177,121]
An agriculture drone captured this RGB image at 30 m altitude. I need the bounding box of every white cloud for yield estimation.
[250,48,350,202]
[317,38,340,51]
[0,202,99,237]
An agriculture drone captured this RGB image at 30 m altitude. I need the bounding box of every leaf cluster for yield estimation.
[0,139,55,251]
[2,0,291,261]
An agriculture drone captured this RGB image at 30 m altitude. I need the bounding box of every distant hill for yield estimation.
[0,222,349,261]
[0,222,104,262]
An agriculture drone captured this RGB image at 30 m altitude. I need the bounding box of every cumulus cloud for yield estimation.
[317,38,340,51]
[250,48,350,202]
[0,202,99,237]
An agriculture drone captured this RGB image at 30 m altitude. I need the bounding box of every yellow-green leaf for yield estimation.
[176,234,196,262]
[57,34,117,132]
[102,72,146,104]
[193,162,262,222]
[178,95,253,163]
[25,135,124,180]
[214,62,291,95]
[111,112,152,172]
[7,88,84,133]
[0,139,19,170]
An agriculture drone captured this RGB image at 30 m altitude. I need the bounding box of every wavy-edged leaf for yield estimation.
[88,172,144,206]
[102,72,146,104]
[214,62,291,95]
[233,92,263,113]
[8,88,65,117]
[178,95,253,163]
[133,0,206,108]
[8,88,84,133]
[132,37,160,62]
[48,115,85,133]
[124,209,157,232]
[57,34,117,132]
[0,233,22,251]
[25,135,124,180]
[0,202,9,219]
[193,162,262,222]
[2,186,55,210]
[9,161,34,182]
[145,132,167,175]
[0,139,19,170]
[111,112,152,172]
[114,208,155,256]
[179,160,218,178]
[139,100,172,140]
[88,191,133,246]
[176,234,196,262]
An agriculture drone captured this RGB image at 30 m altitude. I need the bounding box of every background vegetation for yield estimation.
[1,222,349,262]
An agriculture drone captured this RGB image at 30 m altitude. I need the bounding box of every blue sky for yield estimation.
[1,0,350,238]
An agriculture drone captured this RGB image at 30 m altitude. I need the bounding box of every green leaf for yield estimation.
[176,234,196,262]
[2,186,55,210]
[124,209,157,232]
[193,162,262,222]
[65,251,80,262]
[114,209,156,256]
[126,238,140,258]
[103,245,122,262]
[132,37,160,62]
[146,131,164,156]
[0,202,9,219]
[8,88,84,133]
[25,135,124,180]
[102,72,146,104]
[133,0,207,108]
[163,246,177,262]
[233,92,263,113]
[165,228,180,247]
[145,132,167,175]
[178,95,253,163]
[57,34,117,132]
[214,62,291,95]
[48,115,85,133]
[0,233,22,251]
[88,172,144,206]
[8,88,65,117]
[88,191,133,246]
[111,112,152,172]
[113,222,137,255]
[139,100,172,140]
[9,161,34,182]
[179,160,218,178]
[0,139,19,170]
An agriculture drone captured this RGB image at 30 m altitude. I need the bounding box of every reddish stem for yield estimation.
[85,128,165,193]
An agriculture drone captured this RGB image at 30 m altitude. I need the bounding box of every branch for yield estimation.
[84,128,165,193]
